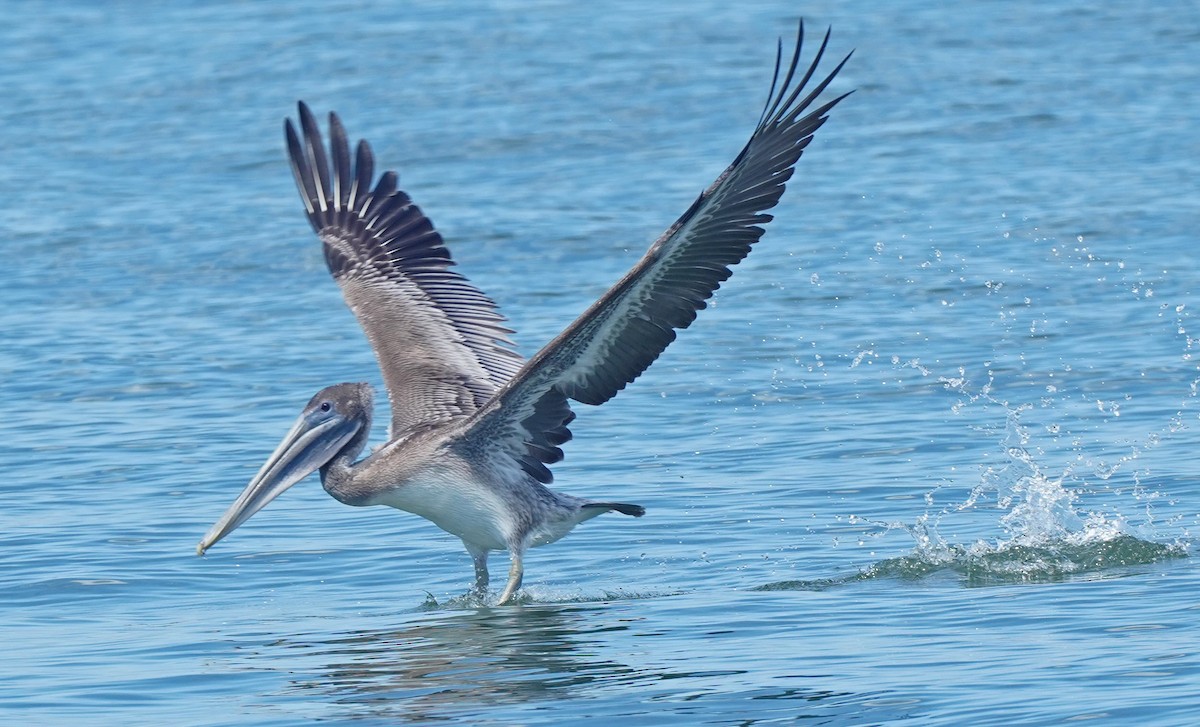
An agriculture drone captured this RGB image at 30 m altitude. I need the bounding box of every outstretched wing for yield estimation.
[455,22,852,483]
[286,103,524,435]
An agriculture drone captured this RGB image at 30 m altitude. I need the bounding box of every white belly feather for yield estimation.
[368,468,515,551]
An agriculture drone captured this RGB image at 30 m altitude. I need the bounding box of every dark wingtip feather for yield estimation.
[298,103,332,215]
[351,139,374,212]
[328,112,353,211]
[373,170,398,200]
[285,114,319,221]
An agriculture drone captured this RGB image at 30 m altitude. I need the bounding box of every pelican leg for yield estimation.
[496,551,524,605]
[464,541,489,597]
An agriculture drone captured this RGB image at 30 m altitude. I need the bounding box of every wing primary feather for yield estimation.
[285,120,318,218]
[371,192,419,234]
[371,171,398,204]
[297,102,332,215]
[329,112,353,214]
[760,19,805,127]
[756,38,785,129]
[780,52,853,129]
[766,25,828,128]
[350,140,373,213]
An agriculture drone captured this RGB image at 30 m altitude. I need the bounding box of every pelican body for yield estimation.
[198,23,851,604]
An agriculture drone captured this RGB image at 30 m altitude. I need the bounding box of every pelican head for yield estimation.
[197,382,373,555]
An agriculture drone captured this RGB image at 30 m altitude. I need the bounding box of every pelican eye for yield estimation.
[320,401,332,412]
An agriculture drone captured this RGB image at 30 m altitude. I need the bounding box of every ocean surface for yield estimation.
[3,1,1198,724]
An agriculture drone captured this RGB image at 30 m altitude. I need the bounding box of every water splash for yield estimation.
[858,399,1187,588]
[761,356,1190,593]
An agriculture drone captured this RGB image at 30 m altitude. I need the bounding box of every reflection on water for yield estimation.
[251,604,899,723]
[263,605,646,721]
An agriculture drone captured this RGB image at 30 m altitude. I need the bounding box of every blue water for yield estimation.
[3,1,1198,724]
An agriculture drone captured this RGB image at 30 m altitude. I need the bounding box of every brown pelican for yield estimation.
[198,22,851,605]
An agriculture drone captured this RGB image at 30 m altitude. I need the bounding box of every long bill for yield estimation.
[197,413,361,555]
